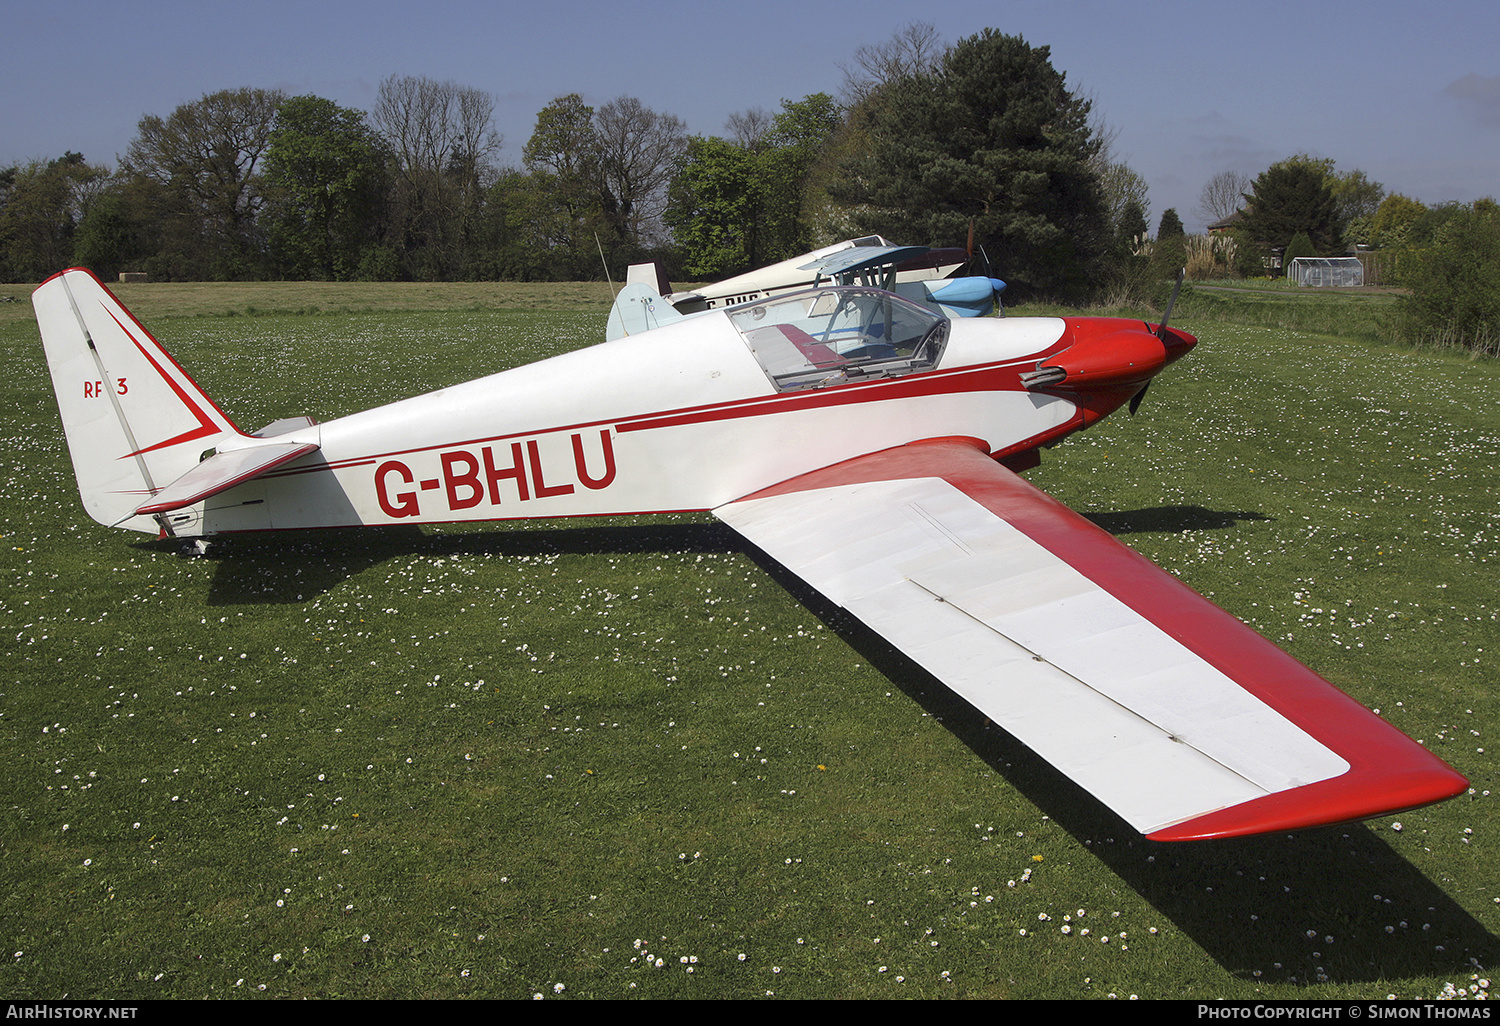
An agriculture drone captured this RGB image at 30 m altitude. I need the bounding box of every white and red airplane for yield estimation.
[34,267,1467,841]
[658,234,973,314]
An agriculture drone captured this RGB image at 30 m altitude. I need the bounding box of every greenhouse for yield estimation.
[1288,256,1364,287]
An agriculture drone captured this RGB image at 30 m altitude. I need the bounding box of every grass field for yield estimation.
[0,280,1496,1000]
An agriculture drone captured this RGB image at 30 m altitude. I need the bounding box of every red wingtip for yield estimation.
[1146,764,1469,842]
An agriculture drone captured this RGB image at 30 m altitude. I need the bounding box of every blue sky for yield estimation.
[5,0,1496,234]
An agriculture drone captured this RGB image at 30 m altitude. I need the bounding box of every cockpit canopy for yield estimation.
[728,287,949,393]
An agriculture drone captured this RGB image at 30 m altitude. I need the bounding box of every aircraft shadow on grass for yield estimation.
[133,520,736,606]
[161,504,1272,607]
[1082,504,1275,536]
[145,511,1498,982]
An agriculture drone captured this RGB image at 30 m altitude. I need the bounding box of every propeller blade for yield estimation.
[1157,267,1185,339]
[1134,268,1185,415]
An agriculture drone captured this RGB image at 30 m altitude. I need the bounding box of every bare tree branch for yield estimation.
[839,21,944,104]
[1198,169,1251,225]
[594,97,687,246]
[725,108,772,150]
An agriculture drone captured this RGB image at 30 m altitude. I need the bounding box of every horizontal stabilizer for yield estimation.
[252,415,318,437]
[134,440,319,515]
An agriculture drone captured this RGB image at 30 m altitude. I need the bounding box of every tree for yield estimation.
[372,75,501,279]
[0,153,109,281]
[665,94,844,278]
[469,168,545,280]
[1283,231,1316,275]
[1115,199,1148,251]
[1331,168,1384,224]
[592,96,688,251]
[724,108,772,150]
[759,93,844,258]
[833,30,1109,299]
[519,94,605,276]
[1238,159,1340,254]
[1370,193,1427,249]
[1330,168,1385,248]
[1197,169,1250,225]
[72,189,141,281]
[1097,162,1149,243]
[1151,207,1187,282]
[262,95,390,280]
[765,93,844,154]
[514,93,688,269]
[1402,201,1470,252]
[839,21,945,105]
[664,136,755,278]
[125,87,285,278]
[523,94,598,199]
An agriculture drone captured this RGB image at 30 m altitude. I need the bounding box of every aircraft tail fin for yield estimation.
[33,268,243,534]
[605,281,686,341]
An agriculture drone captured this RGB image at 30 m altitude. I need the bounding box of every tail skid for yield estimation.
[33,269,316,535]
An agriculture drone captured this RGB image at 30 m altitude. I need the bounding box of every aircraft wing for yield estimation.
[713,438,1466,841]
[797,246,930,279]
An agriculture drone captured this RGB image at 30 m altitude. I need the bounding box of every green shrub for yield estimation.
[1282,232,1316,276]
[1397,200,1500,354]
[1229,229,1270,278]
